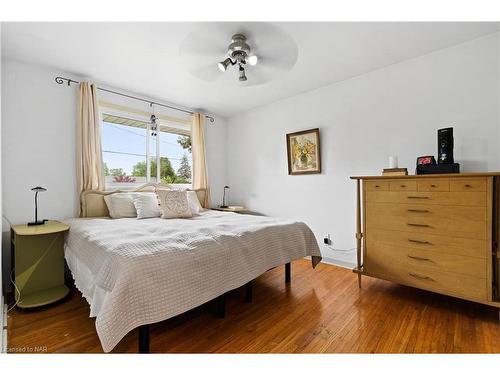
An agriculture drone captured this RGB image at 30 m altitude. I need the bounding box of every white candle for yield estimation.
[389,156,398,169]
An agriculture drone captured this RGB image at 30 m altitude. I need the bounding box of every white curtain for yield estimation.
[76,82,104,200]
[191,113,211,208]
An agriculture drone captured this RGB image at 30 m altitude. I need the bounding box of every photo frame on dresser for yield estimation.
[286,128,321,175]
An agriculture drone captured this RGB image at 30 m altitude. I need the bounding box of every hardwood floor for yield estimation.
[7,260,500,353]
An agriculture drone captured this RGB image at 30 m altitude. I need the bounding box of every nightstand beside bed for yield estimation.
[211,206,263,216]
[11,220,70,308]
[212,206,248,213]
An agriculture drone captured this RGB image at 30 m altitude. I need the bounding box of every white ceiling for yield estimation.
[2,22,500,118]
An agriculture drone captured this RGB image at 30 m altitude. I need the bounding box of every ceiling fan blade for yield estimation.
[189,62,224,82]
[179,34,227,59]
[256,54,297,71]
[245,65,278,84]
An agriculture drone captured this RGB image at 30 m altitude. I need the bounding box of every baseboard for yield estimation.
[320,257,356,270]
[303,255,355,269]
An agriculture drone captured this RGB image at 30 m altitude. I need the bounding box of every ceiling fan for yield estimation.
[179,22,298,86]
[217,34,258,82]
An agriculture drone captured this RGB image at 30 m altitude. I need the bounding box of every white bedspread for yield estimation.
[64,210,321,352]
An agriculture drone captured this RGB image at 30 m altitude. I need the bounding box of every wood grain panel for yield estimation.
[389,180,417,192]
[417,179,450,192]
[366,228,487,259]
[364,242,487,300]
[366,202,487,240]
[450,178,487,192]
[367,202,487,222]
[365,241,486,278]
[365,180,389,191]
[366,191,487,206]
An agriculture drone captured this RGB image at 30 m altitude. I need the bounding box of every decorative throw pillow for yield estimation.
[187,190,204,215]
[132,192,161,219]
[157,190,192,219]
[103,193,137,219]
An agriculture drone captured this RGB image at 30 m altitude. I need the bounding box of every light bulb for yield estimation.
[218,57,232,72]
[239,66,247,81]
[247,55,258,66]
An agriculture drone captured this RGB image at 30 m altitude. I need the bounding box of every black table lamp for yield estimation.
[221,186,230,208]
[28,186,48,226]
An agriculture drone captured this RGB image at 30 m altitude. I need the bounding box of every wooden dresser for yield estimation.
[350,173,500,314]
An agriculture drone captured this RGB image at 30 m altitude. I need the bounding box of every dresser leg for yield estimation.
[357,273,362,288]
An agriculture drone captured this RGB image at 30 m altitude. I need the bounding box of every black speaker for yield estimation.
[437,127,454,164]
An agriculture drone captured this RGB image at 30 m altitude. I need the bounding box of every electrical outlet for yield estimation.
[323,234,332,246]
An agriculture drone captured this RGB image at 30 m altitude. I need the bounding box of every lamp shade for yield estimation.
[28,186,47,226]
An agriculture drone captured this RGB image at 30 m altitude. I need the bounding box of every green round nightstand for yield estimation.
[11,220,70,308]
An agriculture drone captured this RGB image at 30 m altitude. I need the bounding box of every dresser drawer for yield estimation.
[366,202,487,240]
[365,191,487,206]
[364,242,487,300]
[417,179,449,192]
[366,202,487,222]
[389,180,416,192]
[365,240,486,278]
[450,178,487,192]
[367,228,487,259]
[365,181,389,191]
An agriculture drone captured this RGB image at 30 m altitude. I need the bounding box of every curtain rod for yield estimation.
[54,76,215,123]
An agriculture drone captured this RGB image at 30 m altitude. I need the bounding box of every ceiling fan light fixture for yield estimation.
[218,33,257,82]
[247,55,258,66]
[218,57,233,72]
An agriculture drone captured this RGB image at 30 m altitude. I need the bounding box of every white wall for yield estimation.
[227,32,500,267]
[0,59,227,290]
[2,60,79,226]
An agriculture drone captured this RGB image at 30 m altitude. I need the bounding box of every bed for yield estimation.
[64,184,322,353]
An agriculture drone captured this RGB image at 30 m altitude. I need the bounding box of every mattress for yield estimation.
[64,210,321,352]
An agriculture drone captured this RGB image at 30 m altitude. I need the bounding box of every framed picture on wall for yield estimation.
[286,128,321,175]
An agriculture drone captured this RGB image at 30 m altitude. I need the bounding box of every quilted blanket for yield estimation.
[64,210,321,352]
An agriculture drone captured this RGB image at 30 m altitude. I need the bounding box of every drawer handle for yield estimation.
[407,196,430,199]
[407,209,430,213]
[430,184,437,188]
[408,255,433,262]
[407,223,431,228]
[409,273,434,281]
[375,185,380,188]
[401,184,406,188]
[464,184,472,188]
[408,239,432,245]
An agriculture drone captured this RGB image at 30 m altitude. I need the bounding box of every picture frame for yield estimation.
[286,128,321,175]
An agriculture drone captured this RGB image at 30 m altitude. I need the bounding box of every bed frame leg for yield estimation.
[285,262,291,283]
[216,294,226,318]
[245,281,253,303]
[138,324,150,354]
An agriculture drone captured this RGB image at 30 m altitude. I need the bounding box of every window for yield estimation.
[101,112,192,190]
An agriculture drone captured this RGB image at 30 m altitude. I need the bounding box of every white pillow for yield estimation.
[157,190,192,219]
[187,190,204,215]
[103,193,137,219]
[133,192,161,219]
